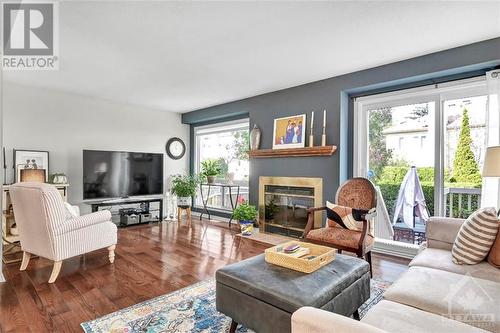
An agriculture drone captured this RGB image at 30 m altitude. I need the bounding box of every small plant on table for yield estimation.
[201,159,222,184]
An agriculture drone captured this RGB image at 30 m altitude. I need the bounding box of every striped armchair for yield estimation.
[9,182,117,283]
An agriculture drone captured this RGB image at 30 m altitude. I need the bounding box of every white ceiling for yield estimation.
[4,1,500,113]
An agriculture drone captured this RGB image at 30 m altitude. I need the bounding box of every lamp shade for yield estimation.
[20,169,46,183]
[482,146,500,177]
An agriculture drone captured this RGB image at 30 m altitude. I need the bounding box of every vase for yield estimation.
[177,196,191,208]
[207,175,216,184]
[239,220,254,236]
[249,124,261,150]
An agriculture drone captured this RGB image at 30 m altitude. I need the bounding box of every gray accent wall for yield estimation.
[183,37,500,206]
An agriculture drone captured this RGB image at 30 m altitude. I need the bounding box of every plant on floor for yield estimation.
[201,159,222,183]
[171,174,199,206]
[233,202,258,236]
[233,202,258,222]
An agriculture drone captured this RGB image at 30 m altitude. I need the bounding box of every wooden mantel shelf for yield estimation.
[248,145,337,158]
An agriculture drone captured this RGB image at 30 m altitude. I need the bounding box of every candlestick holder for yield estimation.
[309,134,314,147]
[321,127,326,146]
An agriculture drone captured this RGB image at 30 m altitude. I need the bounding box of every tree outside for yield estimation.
[451,108,482,184]
[368,107,393,181]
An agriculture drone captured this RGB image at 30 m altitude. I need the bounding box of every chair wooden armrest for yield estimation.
[302,207,326,238]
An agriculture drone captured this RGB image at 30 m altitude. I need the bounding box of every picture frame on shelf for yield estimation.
[13,149,49,182]
[272,114,306,149]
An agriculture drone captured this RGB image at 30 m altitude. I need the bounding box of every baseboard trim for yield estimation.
[372,238,419,259]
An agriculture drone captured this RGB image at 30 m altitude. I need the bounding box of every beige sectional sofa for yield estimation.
[292,217,500,333]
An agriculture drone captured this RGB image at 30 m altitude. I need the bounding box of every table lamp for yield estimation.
[483,146,500,215]
[20,169,46,183]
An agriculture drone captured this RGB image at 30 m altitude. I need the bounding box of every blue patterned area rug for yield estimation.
[81,278,391,333]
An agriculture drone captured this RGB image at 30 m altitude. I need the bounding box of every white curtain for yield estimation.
[481,70,500,209]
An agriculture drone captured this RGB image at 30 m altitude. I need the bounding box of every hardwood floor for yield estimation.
[0,219,409,333]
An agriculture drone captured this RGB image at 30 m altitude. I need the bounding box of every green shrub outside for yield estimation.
[377,166,481,221]
[377,181,435,220]
[378,166,451,183]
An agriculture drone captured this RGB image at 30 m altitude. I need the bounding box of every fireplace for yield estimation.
[259,176,323,238]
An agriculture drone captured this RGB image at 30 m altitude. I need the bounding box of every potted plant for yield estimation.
[171,174,199,207]
[201,159,222,184]
[233,202,258,236]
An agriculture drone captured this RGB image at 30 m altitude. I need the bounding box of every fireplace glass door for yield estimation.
[263,185,315,238]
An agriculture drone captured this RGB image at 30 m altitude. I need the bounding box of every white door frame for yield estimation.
[0,61,4,283]
[353,76,487,257]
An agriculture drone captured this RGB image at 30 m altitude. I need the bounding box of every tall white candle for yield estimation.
[323,110,326,127]
[311,111,314,129]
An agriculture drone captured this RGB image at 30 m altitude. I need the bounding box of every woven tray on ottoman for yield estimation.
[216,253,370,333]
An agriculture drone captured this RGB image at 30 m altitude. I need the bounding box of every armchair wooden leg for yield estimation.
[108,245,116,264]
[48,261,62,283]
[365,251,373,277]
[20,252,31,271]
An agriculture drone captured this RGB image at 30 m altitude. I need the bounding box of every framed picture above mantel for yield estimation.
[272,114,306,149]
[13,149,50,183]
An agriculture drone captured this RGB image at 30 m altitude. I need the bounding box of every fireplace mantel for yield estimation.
[248,145,336,158]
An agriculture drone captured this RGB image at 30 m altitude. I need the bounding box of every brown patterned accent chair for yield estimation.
[302,178,377,275]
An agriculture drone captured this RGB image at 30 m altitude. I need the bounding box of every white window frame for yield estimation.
[193,118,250,177]
[193,118,250,211]
[353,76,488,257]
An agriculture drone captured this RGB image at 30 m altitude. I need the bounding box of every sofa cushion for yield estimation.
[487,227,500,268]
[410,248,500,283]
[306,227,374,250]
[292,306,388,333]
[452,207,499,265]
[383,266,500,332]
[362,300,489,333]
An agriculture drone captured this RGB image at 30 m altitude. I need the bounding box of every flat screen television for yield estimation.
[83,150,164,200]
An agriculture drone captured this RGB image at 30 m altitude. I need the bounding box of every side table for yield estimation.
[199,183,240,227]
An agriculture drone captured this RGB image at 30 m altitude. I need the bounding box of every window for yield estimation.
[354,77,493,255]
[193,118,250,212]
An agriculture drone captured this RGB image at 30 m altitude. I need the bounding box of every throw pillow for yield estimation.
[452,207,499,265]
[487,226,500,268]
[325,201,375,236]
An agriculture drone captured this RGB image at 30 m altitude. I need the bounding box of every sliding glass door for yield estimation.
[366,99,436,244]
[442,95,488,218]
[354,77,489,251]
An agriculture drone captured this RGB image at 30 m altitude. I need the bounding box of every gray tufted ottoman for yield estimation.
[216,253,370,333]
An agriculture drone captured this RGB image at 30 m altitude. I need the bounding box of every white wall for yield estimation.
[3,82,189,213]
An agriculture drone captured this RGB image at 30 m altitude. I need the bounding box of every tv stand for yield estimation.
[88,197,163,226]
